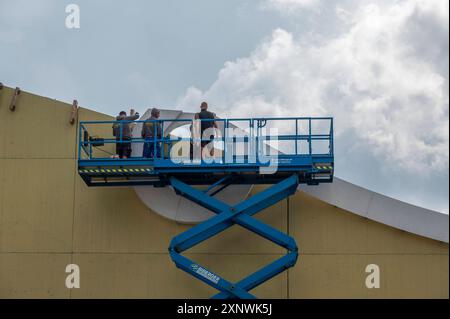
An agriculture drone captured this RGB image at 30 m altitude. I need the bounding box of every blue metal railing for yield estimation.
[78,117,333,165]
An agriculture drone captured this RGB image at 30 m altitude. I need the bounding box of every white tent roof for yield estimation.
[302,177,448,243]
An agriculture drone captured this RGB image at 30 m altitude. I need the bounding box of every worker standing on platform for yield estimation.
[194,102,217,158]
[113,109,140,159]
[142,108,162,159]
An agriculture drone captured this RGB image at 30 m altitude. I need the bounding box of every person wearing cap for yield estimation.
[142,108,162,159]
[194,102,217,157]
[113,109,140,159]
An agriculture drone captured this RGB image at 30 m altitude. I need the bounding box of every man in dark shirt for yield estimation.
[194,102,217,157]
[142,108,162,159]
[113,109,140,159]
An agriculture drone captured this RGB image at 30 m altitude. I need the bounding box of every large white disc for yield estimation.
[131,109,253,224]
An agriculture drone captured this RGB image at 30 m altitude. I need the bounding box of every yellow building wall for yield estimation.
[0,86,448,298]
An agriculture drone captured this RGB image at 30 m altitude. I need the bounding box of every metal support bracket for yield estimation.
[70,99,79,125]
[168,174,299,299]
[9,87,21,112]
[0,82,3,108]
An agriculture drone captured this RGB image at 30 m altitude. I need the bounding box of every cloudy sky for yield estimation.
[0,0,448,213]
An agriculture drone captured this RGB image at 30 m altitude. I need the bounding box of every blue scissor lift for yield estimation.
[78,117,334,299]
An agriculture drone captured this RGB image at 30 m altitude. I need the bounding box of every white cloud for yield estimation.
[178,0,449,175]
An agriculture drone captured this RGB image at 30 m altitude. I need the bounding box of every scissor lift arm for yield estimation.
[168,174,299,299]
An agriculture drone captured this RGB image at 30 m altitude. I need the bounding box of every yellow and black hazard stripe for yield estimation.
[315,165,333,171]
[79,167,153,175]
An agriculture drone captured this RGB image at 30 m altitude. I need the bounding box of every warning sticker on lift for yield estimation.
[191,264,220,284]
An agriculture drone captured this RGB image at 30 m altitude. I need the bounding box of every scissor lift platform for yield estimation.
[78,116,334,298]
[79,158,333,187]
[78,117,334,187]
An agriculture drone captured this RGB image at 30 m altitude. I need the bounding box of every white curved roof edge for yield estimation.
[301,177,449,243]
